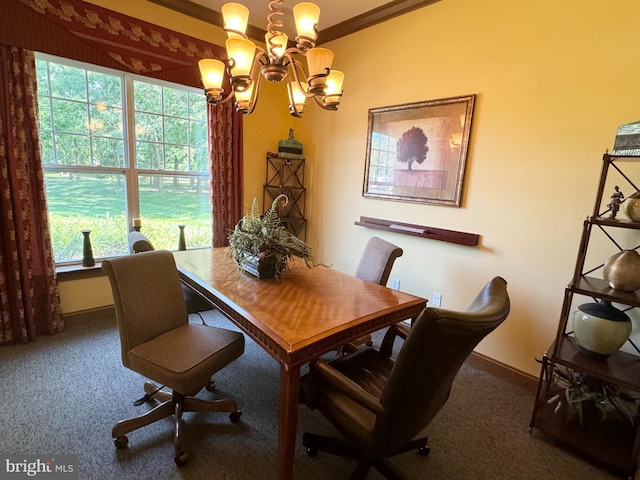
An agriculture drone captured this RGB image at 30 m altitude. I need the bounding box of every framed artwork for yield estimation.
[363,94,476,206]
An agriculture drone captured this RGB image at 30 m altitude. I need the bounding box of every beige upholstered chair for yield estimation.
[355,236,404,286]
[127,231,214,318]
[103,250,245,466]
[301,277,510,479]
[348,237,403,349]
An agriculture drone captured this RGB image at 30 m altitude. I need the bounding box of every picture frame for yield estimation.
[363,94,476,207]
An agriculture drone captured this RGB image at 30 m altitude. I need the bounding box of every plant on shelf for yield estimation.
[546,364,639,427]
[228,194,312,279]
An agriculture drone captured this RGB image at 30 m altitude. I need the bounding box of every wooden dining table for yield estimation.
[173,247,427,480]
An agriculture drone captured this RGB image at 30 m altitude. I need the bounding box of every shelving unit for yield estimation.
[263,155,307,240]
[529,153,640,478]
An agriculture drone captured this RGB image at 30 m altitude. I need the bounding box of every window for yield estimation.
[367,132,397,193]
[36,54,212,264]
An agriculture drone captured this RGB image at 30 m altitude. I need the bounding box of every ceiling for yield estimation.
[148,0,440,44]
[189,0,390,30]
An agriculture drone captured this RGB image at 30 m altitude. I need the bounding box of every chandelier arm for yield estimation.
[223,28,247,39]
[204,88,236,106]
[286,57,314,98]
[253,48,270,73]
[241,72,261,115]
[284,46,306,57]
[294,23,318,50]
[312,93,340,111]
[286,81,303,118]
[232,51,264,114]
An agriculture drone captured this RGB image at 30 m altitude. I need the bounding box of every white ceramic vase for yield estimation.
[572,301,632,359]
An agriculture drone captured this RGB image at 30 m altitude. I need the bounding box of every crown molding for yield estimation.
[147,0,440,45]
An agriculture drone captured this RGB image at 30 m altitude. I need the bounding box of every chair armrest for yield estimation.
[315,362,387,416]
[379,322,411,357]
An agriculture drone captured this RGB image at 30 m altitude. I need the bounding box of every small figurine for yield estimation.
[608,186,624,219]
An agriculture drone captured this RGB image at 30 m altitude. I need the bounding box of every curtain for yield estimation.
[210,101,243,247]
[2,0,226,89]
[0,46,63,345]
[3,0,242,247]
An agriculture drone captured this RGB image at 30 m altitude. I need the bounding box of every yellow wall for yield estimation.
[59,0,640,377]
[58,277,113,313]
[301,0,640,376]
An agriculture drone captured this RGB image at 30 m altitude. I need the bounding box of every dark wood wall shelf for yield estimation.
[354,216,479,246]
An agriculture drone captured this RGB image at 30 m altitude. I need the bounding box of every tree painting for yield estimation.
[397,126,428,170]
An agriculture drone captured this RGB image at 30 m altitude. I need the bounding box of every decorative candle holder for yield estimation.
[81,229,95,267]
[178,224,187,251]
[132,218,142,232]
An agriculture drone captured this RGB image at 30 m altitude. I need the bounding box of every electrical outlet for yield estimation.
[432,292,442,307]
[391,278,401,291]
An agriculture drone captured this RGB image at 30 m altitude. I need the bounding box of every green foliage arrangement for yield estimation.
[228,194,312,278]
[547,364,639,427]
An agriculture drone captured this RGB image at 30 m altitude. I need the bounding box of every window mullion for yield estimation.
[124,75,139,226]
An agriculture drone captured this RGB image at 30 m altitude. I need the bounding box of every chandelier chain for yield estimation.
[267,0,285,35]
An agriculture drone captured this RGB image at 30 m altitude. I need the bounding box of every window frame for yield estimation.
[36,53,212,266]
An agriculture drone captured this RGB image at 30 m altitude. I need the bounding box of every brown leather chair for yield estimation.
[128,231,214,318]
[301,277,510,479]
[348,237,403,349]
[103,250,245,466]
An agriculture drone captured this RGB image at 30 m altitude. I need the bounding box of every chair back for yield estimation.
[378,276,510,452]
[354,237,403,286]
[102,250,189,369]
[128,231,154,253]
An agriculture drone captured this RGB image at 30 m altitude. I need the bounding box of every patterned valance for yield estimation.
[1,0,226,88]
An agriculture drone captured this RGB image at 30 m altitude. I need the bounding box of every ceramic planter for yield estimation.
[572,301,632,359]
[603,249,640,292]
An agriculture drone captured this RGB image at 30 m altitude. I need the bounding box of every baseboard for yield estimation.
[466,352,537,393]
[63,305,115,323]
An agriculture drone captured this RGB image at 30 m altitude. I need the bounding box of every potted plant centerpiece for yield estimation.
[228,194,312,279]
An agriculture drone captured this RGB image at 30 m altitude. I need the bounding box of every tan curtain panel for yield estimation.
[0,46,64,344]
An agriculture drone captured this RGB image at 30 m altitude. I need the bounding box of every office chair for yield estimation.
[128,231,214,320]
[346,237,404,351]
[301,277,510,480]
[103,250,245,466]
[355,236,404,286]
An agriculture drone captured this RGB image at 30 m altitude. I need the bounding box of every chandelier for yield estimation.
[197,1,344,117]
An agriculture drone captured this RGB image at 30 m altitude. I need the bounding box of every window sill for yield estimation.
[54,247,211,281]
[56,262,104,281]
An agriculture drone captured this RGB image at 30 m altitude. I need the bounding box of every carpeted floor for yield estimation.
[0,309,619,479]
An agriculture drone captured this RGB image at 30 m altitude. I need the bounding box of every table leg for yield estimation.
[278,364,301,480]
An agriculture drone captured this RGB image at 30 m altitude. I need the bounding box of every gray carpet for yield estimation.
[0,309,617,480]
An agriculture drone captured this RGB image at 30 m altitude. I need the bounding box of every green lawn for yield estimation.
[45,173,212,262]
